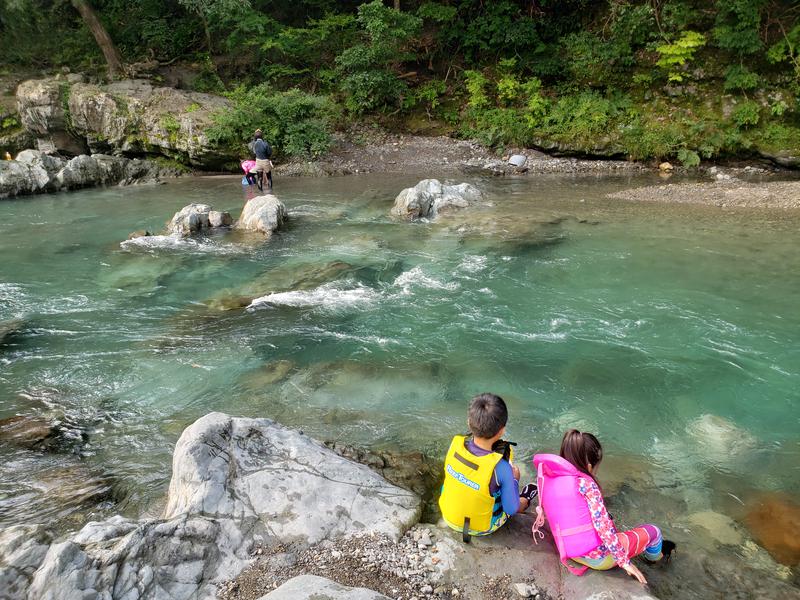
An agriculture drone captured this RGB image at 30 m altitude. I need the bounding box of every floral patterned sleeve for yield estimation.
[577,477,629,567]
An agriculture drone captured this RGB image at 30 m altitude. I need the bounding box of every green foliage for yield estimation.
[464,70,490,110]
[713,0,765,56]
[767,24,800,86]
[0,115,20,132]
[160,114,181,138]
[677,147,701,167]
[656,31,706,82]
[192,54,226,93]
[731,100,761,127]
[335,0,422,114]
[723,65,760,92]
[208,85,334,158]
[416,2,457,24]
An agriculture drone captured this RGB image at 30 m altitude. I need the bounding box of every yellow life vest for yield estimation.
[439,435,508,535]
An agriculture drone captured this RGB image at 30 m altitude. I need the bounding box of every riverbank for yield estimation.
[607,177,800,209]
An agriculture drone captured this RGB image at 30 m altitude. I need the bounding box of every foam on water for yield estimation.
[248,280,380,311]
[392,266,460,295]
[120,234,244,256]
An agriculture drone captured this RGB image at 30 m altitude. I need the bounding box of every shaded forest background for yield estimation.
[1,0,799,164]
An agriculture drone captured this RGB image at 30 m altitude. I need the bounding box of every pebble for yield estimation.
[513,582,539,597]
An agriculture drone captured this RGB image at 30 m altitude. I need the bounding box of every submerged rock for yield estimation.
[167,203,232,236]
[0,318,26,347]
[744,494,800,566]
[0,415,58,449]
[685,413,758,461]
[391,179,483,220]
[9,413,420,599]
[235,194,287,235]
[241,360,297,388]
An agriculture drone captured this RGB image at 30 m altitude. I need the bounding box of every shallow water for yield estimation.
[1,174,799,594]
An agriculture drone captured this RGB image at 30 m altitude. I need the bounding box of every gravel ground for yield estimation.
[607,170,800,209]
[278,128,647,177]
[217,526,551,600]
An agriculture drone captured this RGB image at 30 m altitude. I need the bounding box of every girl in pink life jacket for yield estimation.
[532,430,675,585]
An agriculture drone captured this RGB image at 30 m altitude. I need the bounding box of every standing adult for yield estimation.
[251,129,273,192]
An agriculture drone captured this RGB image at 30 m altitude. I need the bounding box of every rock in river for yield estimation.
[235,194,287,235]
[391,178,483,220]
[8,413,420,599]
[168,203,232,236]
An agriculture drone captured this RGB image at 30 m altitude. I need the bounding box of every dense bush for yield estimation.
[207,86,336,158]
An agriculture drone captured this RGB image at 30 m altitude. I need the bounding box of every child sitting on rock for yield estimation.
[439,393,538,542]
[532,430,676,584]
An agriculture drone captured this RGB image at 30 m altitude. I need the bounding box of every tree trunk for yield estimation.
[71,0,123,78]
[394,0,400,9]
[200,12,213,54]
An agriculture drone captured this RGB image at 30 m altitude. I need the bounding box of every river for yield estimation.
[1,173,798,596]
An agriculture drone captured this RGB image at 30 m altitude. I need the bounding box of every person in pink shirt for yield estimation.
[556,430,676,584]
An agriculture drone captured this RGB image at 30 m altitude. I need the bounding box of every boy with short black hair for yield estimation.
[439,393,537,541]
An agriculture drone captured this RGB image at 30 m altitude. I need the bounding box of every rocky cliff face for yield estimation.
[16,77,231,169]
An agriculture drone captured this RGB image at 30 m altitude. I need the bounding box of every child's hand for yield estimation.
[511,464,521,481]
[622,563,647,585]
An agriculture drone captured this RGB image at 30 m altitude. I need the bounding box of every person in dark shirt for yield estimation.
[251,129,273,192]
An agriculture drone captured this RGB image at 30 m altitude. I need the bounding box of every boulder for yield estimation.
[259,575,393,600]
[0,149,65,197]
[391,179,483,220]
[11,413,420,599]
[0,525,54,599]
[1,150,165,199]
[235,194,287,235]
[167,203,231,236]
[17,77,231,169]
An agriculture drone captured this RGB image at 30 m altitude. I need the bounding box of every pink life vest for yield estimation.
[532,453,602,576]
[241,160,256,174]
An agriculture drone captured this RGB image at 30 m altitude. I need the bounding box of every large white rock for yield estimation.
[11,413,420,600]
[167,204,231,236]
[235,194,287,235]
[259,575,392,600]
[391,179,483,220]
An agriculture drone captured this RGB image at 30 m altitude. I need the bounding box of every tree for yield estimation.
[70,0,123,78]
[178,0,251,53]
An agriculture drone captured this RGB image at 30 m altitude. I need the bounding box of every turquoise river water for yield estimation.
[0,173,798,597]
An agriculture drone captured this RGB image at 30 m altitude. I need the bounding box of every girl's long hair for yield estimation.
[560,429,603,484]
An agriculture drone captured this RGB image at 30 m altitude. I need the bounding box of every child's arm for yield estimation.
[494,460,521,515]
[577,477,629,567]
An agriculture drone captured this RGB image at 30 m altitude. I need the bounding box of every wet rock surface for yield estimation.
[392,179,484,220]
